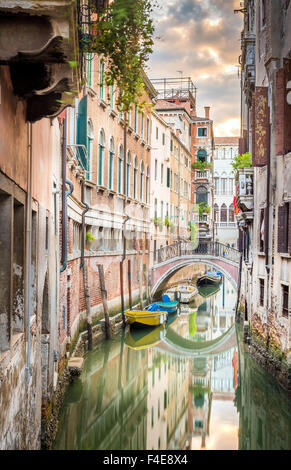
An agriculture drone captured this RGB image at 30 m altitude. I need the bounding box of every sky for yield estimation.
[147,0,243,137]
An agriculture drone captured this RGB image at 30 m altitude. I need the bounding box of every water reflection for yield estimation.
[54,278,291,451]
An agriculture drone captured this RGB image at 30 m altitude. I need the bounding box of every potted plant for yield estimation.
[192,160,213,173]
[86,231,96,250]
[231,152,252,175]
[164,216,170,229]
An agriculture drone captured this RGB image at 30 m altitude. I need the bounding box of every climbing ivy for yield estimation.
[86,0,157,112]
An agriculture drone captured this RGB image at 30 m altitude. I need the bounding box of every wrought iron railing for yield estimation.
[154,241,240,265]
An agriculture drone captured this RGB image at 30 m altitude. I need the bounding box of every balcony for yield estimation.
[236,168,254,221]
[195,170,210,180]
[0,0,80,122]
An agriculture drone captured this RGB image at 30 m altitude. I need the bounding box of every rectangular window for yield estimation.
[141,112,144,139]
[259,279,265,307]
[146,117,150,144]
[278,203,290,254]
[99,61,105,99]
[87,53,94,87]
[134,106,138,133]
[156,127,159,140]
[174,174,178,192]
[161,201,163,219]
[154,198,157,219]
[162,133,165,145]
[170,139,173,152]
[110,85,115,109]
[167,168,170,188]
[198,127,207,137]
[155,159,158,181]
[282,285,289,318]
[0,190,26,351]
[161,164,164,184]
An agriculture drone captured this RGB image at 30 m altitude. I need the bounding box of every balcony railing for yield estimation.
[155,241,240,265]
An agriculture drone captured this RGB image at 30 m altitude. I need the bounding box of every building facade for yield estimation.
[152,78,214,243]
[0,0,79,449]
[191,108,215,241]
[150,112,172,255]
[237,0,291,387]
[213,137,239,248]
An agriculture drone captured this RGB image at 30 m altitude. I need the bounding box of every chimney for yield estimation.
[204,106,210,119]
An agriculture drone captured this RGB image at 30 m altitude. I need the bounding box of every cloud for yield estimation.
[148,0,243,135]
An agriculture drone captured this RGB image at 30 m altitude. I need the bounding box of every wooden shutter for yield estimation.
[167,168,170,188]
[288,202,291,255]
[278,204,287,253]
[253,87,269,167]
[276,59,291,155]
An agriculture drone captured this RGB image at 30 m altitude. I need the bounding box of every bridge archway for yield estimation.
[155,324,237,358]
[151,258,238,297]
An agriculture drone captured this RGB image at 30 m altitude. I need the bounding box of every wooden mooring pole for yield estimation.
[97,264,111,339]
[128,259,132,310]
[120,261,126,326]
[83,258,93,350]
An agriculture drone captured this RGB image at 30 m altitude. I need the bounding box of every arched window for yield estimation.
[146,165,149,204]
[98,128,105,186]
[99,60,105,99]
[197,149,207,162]
[140,160,144,201]
[214,203,219,222]
[108,136,114,190]
[196,186,208,205]
[133,156,138,199]
[118,144,124,194]
[87,119,94,179]
[221,203,227,222]
[126,150,131,197]
[229,203,235,222]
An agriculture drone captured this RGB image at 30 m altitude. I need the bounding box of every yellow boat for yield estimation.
[125,325,165,350]
[125,309,168,327]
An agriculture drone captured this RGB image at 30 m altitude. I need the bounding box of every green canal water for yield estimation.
[54,278,291,450]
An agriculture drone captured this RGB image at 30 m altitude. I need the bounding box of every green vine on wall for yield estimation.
[86,0,157,112]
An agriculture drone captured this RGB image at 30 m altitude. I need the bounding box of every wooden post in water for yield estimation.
[120,261,126,326]
[138,259,144,309]
[98,264,111,339]
[128,259,132,310]
[143,263,149,305]
[83,258,92,350]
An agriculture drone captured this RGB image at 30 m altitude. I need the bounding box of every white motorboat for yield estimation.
[165,284,198,303]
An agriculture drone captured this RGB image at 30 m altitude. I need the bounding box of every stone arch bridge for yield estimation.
[150,241,241,296]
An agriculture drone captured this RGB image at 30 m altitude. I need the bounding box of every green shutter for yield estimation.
[109,152,113,189]
[118,159,122,193]
[98,145,103,185]
[167,168,170,187]
[126,164,130,196]
[76,96,88,171]
[134,170,137,199]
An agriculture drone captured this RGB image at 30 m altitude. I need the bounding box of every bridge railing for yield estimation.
[155,241,240,265]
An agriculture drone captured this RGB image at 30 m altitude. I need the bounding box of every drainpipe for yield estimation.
[60,179,74,273]
[60,106,74,273]
[80,181,89,269]
[26,122,33,383]
[265,120,271,349]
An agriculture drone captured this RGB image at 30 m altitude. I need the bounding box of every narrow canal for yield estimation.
[54,275,291,451]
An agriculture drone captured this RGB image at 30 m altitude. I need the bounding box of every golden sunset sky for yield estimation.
[148,0,243,137]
